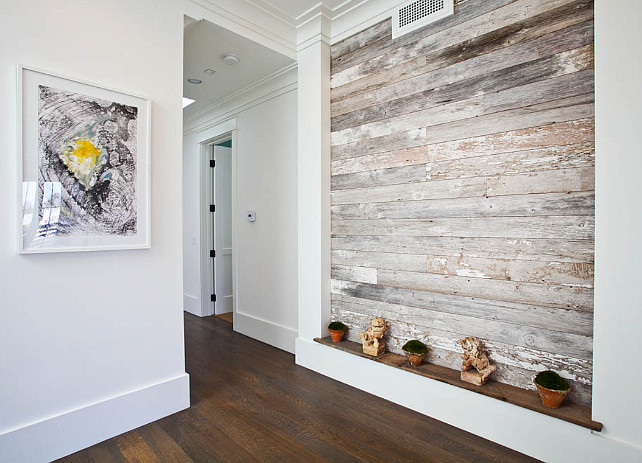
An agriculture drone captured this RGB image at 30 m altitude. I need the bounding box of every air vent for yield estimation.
[392,0,454,39]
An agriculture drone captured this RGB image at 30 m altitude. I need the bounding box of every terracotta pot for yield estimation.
[404,351,426,367]
[328,328,346,342]
[534,380,570,408]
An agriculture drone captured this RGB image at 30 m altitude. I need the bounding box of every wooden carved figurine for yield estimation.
[360,317,387,357]
[459,337,496,386]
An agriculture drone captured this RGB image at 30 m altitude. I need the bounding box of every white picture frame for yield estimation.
[17,65,151,253]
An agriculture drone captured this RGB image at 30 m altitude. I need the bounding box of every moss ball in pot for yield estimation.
[534,371,570,408]
[328,321,347,342]
[402,340,428,367]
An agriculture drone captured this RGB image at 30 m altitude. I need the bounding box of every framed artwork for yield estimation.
[17,66,151,253]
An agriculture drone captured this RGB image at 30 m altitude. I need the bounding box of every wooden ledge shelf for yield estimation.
[314,337,602,432]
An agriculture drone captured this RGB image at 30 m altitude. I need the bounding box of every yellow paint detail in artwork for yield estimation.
[60,138,106,188]
[71,139,101,164]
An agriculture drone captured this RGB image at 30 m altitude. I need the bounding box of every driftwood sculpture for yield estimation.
[459,337,496,386]
[360,317,387,357]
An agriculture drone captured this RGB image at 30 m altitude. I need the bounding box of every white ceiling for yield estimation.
[183,18,295,118]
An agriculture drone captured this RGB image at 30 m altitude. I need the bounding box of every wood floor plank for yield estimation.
[56,314,539,463]
[114,433,160,463]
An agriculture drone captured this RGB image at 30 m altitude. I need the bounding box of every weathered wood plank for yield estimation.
[331,296,592,360]
[331,97,484,146]
[331,164,427,191]
[331,265,377,284]
[486,167,595,196]
[332,250,426,273]
[330,281,593,334]
[484,67,594,114]
[334,138,592,180]
[330,19,391,61]
[332,145,426,176]
[425,254,593,287]
[331,0,584,88]
[332,216,594,240]
[331,166,594,204]
[332,47,593,133]
[424,94,594,145]
[331,235,595,263]
[332,15,594,116]
[422,118,593,162]
[331,128,426,162]
[331,176,486,203]
[331,192,595,220]
[426,143,594,181]
[375,270,593,310]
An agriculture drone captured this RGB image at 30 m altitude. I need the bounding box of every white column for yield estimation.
[296,15,332,342]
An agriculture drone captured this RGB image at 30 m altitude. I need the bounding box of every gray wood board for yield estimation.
[331,235,594,263]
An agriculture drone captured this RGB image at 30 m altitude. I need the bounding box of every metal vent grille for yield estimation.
[392,0,454,39]
[399,0,444,27]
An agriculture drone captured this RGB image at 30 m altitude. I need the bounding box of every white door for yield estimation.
[212,145,233,314]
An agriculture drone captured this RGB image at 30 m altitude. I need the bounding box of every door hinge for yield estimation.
[210,160,215,168]
[211,294,217,302]
[210,249,216,258]
[210,204,215,212]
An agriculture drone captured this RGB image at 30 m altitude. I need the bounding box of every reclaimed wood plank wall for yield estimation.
[330,0,594,405]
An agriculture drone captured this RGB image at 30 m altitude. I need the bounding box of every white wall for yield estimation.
[296,1,642,462]
[0,1,190,461]
[183,68,298,352]
[593,0,642,449]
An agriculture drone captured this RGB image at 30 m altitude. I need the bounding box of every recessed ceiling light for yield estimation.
[222,53,239,65]
[183,97,195,108]
[203,68,216,75]
[187,78,202,84]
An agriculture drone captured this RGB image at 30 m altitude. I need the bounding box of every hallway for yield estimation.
[57,314,537,462]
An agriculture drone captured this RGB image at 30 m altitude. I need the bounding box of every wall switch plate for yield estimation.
[246,211,256,222]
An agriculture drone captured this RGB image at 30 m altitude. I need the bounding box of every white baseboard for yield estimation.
[183,294,201,316]
[234,312,297,353]
[0,374,190,462]
[295,338,642,463]
[216,295,233,315]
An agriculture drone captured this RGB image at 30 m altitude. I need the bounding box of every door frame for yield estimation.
[197,120,238,318]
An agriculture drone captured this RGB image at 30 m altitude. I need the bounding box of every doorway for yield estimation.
[208,137,234,317]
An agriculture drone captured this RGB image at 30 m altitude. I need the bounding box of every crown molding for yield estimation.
[184,0,297,58]
[183,0,402,56]
[184,63,298,135]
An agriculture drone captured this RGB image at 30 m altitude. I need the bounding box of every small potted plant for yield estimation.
[328,321,347,342]
[402,340,428,367]
[534,371,571,408]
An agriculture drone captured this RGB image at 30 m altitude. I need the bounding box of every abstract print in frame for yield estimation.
[18,66,150,253]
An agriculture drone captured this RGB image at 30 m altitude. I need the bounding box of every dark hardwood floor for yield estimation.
[57,313,538,462]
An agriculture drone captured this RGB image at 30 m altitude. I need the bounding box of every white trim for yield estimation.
[183,293,200,315]
[297,14,332,51]
[0,374,190,462]
[237,0,298,27]
[230,129,239,324]
[235,312,297,353]
[296,339,642,462]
